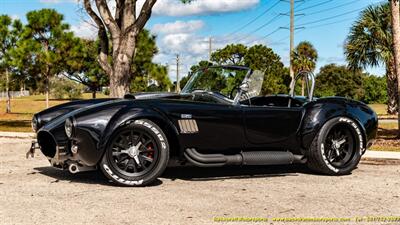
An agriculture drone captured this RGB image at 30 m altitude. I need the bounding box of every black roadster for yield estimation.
[29,66,378,186]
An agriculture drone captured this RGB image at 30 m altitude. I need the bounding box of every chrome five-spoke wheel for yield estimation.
[324,124,355,168]
[307,117,362,175]
[110,130,158,176]
[100,120,169,186]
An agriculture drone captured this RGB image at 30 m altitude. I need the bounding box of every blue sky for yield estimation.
[0,0,386,80]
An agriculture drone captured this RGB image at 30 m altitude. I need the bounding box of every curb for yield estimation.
[361,157,400,165]
[363,150,400,159]
[0,132,35,139]
[361,150,400,165]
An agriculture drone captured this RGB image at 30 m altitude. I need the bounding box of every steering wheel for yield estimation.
[212,91,231,100]
[191,89,205,100]
[229,85,240,99]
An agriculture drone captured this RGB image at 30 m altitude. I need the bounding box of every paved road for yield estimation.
[379,119,397,124]
[1,138,399,225]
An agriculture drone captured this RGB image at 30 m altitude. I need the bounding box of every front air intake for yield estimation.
[37,131,57,158]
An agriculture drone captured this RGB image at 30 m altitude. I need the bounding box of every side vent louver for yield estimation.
[178,119,199,134]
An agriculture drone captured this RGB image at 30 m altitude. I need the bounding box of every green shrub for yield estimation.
[362,74,387,104]
[50,77,83,100]
[103,87,110,96]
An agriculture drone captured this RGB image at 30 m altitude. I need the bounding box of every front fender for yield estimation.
[96,106,179,162]
[35,98,115,130]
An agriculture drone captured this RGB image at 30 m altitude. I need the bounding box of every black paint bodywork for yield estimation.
[34,91,378,168]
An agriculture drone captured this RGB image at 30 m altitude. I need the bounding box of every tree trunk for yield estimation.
[6,69,11,113]
[92,90,97,99]
[386,62,398,115]
[109,38,136,98]
[390,0,400,137]
[43,40,50,108]
[45,76,49,108]
[301,77,305,96]
[110,61,131,97]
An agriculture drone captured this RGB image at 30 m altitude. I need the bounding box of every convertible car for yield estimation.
[28,66,378,186]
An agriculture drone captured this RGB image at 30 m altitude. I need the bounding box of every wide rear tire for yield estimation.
[307,117,364,175]
[100,119,169,186]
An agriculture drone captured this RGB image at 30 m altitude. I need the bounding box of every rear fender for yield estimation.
[300,100,368,151]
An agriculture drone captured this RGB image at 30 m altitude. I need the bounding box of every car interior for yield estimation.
[171,69,315,109]
[241,95,305,108]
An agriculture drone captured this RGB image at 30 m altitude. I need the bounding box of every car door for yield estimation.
[243,105,303,145]
[157,100,245,152]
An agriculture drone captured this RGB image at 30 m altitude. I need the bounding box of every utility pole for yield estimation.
[176,54,180,93]
[289,0,295,83]
[209,37,212,60]
[281,0,304,98]
[166,63,171,92]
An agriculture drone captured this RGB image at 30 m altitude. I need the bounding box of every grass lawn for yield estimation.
[369,103,397,119]
[0,93,107,132]
[370,121,400,152]
[369,103,387,115]
[0,96,399,151]
[367,104,400,151]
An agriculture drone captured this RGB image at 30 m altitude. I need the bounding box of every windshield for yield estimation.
[181,67,251,100]
[242,70,264,99]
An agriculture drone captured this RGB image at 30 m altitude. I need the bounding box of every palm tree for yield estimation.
[345,3,397,114]
[390,0,400,136]
[292,41,318,96]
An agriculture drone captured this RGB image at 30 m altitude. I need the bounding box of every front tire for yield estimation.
[100,119,169,186]
[307,117,364,175]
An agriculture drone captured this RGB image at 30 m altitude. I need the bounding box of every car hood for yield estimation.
[124,92,180,100]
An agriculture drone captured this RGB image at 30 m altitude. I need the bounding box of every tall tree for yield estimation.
[211,44,247,65]
[315,64,365,100]
[390,0,400,136]
[82,0,189,97]
[0,15,22,113]
[345,3,397,114]
[130,29,171,92]
[362,74,388,104]
[188,60,213,75]
[244,45,289,95]
[210,44,289,95]
[292,41,318,96]
[180,60,213,89]
[64,37,109,98]
[14,9,73,108]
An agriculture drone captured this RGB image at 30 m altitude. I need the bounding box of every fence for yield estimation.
[0,91,30,99]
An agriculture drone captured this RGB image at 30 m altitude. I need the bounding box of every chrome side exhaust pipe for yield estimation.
[184,148,306,167]
[68,163,96,174]
[68,163,80,174]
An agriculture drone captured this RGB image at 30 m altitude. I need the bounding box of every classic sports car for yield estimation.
[29,66,378,186]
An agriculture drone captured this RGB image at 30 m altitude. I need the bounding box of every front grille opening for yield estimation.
[37,131,57,158]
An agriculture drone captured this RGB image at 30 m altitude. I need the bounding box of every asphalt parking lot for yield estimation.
[0,137,399,225]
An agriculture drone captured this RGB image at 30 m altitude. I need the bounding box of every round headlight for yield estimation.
[31,116,38,132]
[65,118,74,138]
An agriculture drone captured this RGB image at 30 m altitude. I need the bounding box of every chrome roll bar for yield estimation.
[289,71,315,102]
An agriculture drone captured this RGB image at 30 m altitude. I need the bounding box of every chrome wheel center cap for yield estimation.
[128,146,138,158]
[332,140,341,149]
[127,142,142,165]
[331,140,341,156]
[334,143,340,149]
